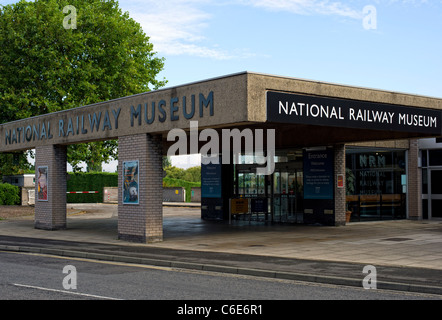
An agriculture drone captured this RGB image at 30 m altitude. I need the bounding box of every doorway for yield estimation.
[272,164,303,223]
[234,152,304,223]
[423,168,442,219]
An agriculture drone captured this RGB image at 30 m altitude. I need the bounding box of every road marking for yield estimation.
[2,251,442,299]
[0,250,175,271]
[12,283,122,300]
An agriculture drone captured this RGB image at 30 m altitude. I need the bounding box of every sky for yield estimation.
[117,0,442,98]
[2,0,442,170]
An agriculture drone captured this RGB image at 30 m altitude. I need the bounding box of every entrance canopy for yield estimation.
[2,71,442,154]
[3,71,442,242]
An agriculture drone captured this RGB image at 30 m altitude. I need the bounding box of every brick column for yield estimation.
[118,134,163,243]
[34,145,67,230]
[407,139,422,220]
[334,144,346,226]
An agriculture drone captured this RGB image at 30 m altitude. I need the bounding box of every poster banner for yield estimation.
[201,156,222,198]
[123,160,139,205]
[230,198,249,214]
[37,166,48,201]
[251,198,268,213]
[303,149,334,200]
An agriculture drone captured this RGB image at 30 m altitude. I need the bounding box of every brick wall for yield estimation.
[118,134,163,243]
[408,139,422,220]
[34,145,67,230]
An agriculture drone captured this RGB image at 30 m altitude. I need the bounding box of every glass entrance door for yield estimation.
[272,167,303,223]
[235,169,269,221]
[272,171,282,222]
[233,150,304,224]
[288,171,303,223]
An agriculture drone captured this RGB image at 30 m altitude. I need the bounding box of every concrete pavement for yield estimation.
[0,203,441,295]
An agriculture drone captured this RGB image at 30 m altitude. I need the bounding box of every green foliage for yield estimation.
[163,166,201,201]
[164,166,201,183]
[0,0,166,123]
[182,166,201,183]
[67,172,117,203]
[164,166,185,180]
[68,140,118,172]
[0,152,33,176]
[66,171,201,203]
[0,0,167,172]
[162,156,172,169]
[0,183,20,205]
[163,177,201,188]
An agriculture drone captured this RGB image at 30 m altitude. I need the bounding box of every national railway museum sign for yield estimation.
[0,90,216,152]
[267,91,442,135]
[2,72,442,154]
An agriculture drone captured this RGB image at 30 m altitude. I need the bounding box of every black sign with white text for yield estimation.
[267,91,442,135]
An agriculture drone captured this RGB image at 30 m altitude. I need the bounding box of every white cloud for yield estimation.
[119,0,366,60]
[129,1,209,43]
[171,154,201,169]
[120,0,240,59]
[238,0,363,19]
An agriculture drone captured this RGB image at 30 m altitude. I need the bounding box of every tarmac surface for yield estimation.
[0,203,441,296]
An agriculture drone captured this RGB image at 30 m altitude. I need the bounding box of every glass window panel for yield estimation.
[422,150,428,168]
[249,173,256,195]
[238,173,244,195]
[244,173,251,194]
[422,168,428,194]
[431,199,442,218]
[429,149,442,166]
[274,172,280,194]
[430,170,442,194]
[281,172,288,194]
[257,175,265,195]
[345,149,406,221]
[422,199,428,219]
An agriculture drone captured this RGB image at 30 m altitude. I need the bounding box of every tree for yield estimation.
[0,152,33,176]
[68,140,118,172]
[0,0,166,173]
[164,165,201,183]
[162,156,172,169]
[164,166,186,180]
[183,166,201,183]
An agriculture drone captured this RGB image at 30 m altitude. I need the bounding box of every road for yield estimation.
[0,251,440,305]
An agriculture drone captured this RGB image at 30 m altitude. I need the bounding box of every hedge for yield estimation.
[0,183,21,205]
[66,173,201,203]
[67,172,118,203]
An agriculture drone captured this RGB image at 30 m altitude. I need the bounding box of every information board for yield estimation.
[303,149,334,200]
[201,158,222,198]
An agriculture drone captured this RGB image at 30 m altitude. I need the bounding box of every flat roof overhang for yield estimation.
[2,72,442,153]
[161,122,428,154]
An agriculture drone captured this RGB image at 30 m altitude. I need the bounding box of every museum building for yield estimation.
[1,72,441,243]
